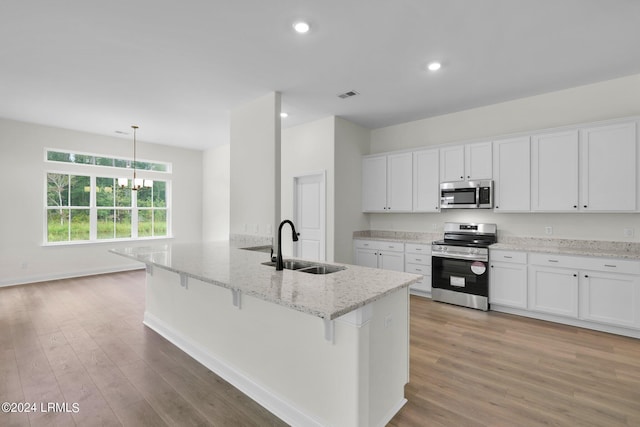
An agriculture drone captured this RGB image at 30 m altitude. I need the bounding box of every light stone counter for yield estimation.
[353,230,441,244]
[110,241,420,320]
[491,237,640,260]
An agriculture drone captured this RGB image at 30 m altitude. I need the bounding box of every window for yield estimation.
[46,149,170,172]
[46,173,91,242]
[45,150,171,245]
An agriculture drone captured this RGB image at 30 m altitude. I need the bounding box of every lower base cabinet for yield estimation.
[489,261,527,309]
[405,243,432,296]
[490,249,640,338]
[528,266,579,318]
[579,270,640,329]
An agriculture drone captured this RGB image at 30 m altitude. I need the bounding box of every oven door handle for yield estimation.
[476,187,480,208]
[432,253,489,262]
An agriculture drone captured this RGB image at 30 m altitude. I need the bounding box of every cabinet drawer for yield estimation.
[405,254,431,266]
[529,253,581,269]
[405,263,430,275]
[354,239,379,250]
[491,250,527,264]
[380,242,404,252]
[529,252,640,274]
[405,243,431,254]
[582,258,640,275]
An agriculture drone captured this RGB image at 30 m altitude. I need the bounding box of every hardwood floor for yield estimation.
[391,295,640,427]
[1,271,639,426]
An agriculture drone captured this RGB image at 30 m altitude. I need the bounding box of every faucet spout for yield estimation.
[276,220,299,271]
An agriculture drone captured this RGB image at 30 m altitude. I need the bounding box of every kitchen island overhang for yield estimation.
[110,242,420,427]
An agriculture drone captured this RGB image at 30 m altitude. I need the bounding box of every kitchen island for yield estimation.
[110,242,420,427]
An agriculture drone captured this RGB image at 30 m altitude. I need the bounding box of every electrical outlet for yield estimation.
[432,223,438,231]
[624,228,634,238]
[21,262,28,270]
[266,224,273,236]
[545,226,553,235]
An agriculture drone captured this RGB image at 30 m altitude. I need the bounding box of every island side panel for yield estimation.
[142,267,408,427]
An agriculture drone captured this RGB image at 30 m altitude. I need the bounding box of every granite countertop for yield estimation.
[353,230,640,260]
[490,238,640,260]
[110,242,420,320]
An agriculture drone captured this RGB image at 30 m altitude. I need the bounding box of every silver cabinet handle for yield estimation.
[604,264,617,268]
[504,256,513,259]
[548,259,559,263]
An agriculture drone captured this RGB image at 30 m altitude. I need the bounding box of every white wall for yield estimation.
[281,117,335,260]
[203,143,230,241]
[369,73,640,241]
[334,117,370,264]
[0,118,203,286]
[230,92,281,239]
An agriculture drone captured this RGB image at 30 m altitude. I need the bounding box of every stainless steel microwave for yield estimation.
[440,180,493,209]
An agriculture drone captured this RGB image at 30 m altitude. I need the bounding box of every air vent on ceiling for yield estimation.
[337,90,359,99]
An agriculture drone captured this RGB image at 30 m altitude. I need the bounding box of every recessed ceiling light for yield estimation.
[427,62,442,71]
[293,21,310,34]
[280,112,289,118]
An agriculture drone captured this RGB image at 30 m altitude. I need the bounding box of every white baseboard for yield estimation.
[0,265,145,288]
[143,311,326,427]
[491,305,640,339]
[377,398,408,427]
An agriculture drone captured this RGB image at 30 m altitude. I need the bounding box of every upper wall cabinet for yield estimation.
[362,153,412,212]
[531,121,638,212]
[579,121,637,212]
[440,142,492,182]
[531,130,579,212]
[413,149,440,212]
[493,136,530,212]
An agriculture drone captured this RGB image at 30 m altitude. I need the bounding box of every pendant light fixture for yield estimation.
[119,125,144,191]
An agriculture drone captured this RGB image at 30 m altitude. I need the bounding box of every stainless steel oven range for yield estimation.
[431,222,497,311]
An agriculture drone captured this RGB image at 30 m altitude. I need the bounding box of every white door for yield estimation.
[493,136,530,212]
[413,149,440,212]
[439,145,465,182]
[531,130,579,211]
[465,142,493,180]
[362,156,387,212]
[387,152,413,211]
[293,172,326,261]
[579,121,637,211]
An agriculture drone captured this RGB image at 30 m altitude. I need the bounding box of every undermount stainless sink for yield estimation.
[261,260,346,275]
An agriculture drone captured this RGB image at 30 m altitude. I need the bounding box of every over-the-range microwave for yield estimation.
[440,180,493,209]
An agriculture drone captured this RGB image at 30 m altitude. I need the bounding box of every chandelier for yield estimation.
[118,125,151,191]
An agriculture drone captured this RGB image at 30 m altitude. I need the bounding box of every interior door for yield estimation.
[293,172,326,261]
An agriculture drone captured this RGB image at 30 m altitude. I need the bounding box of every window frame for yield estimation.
[43,150,172,246]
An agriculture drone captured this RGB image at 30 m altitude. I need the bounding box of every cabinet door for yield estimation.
[531,130,579,212]
[439,145,465,182]
[528,266,579,318]
[489,262,527,309]
[354,247,380,269]
[413,149,440,212]
[362,156,387,212]
[493,137,530,211]
[579,271,640,329]
[580,121,637,211]
[379,251,405,272]
[387,152,413,212]
[465,142,492,180]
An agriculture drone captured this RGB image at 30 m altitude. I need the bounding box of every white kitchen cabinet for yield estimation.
[489,250,527,309]
[531,130,579,212]
[387,153,413,212]
[528,265,579,318]
[579,270,640,329]
[579,121,637,212]
[439,145,465,182]
[353,240,405,272]
[362,153,412,212]
[405,243,432,296]
[413,149,440,212]
[493,136,530,211]
[465,142,493,181]
[362,156,388,212]
[440,142,492,183]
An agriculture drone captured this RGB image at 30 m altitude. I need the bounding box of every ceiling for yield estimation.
[2,0,640,151]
